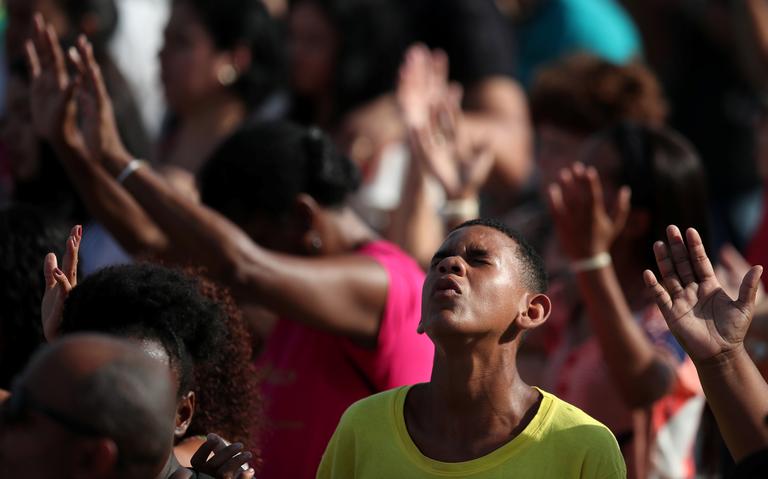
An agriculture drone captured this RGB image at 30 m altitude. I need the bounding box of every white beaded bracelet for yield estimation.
[570,252,612,273]
[115,159,146,184]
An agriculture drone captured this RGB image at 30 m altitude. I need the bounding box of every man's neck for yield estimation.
[405,344,542,462]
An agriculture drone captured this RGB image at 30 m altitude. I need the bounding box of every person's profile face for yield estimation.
[420,226,525,341]
[288,1,338,97]
[159,3,227,114]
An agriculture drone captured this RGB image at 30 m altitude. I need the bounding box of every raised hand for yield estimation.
[396,43,448,129]
[68,35,130,165]
[24,13,85,154]
[546,162,631,260]
[189,434,255,479]
[41,225,81,341]
[408,85,494,200]
[643,226,763,363]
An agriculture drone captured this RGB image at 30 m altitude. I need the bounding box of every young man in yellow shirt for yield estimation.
[318,219,626,478]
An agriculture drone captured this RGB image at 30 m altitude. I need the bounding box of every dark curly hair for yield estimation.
[530,54,668,135]
[199,121,361,225]
[0,206,70,388]
[60,263,260,449]
[176,0,283,108]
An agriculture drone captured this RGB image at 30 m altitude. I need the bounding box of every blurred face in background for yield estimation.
[536,123,588,192]
[288,1,338,98]
[159,2,231,116]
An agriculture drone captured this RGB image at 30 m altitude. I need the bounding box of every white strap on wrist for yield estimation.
[441,197,480,219]
[570,252,612,273]
[115,159,146,184]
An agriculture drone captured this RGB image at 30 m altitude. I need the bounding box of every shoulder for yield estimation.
[540,389,617,442]
[358,241,424,275]
[344,385,405,415]
[537,389,626,475]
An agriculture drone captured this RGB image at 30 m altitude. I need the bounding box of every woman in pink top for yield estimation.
[27,26,433,479]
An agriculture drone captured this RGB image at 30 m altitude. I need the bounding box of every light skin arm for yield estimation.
[36,22,388,342]
[644,226,768,462]
[24,18,169,258]
[389,45,494,268]
[548,163,674,408]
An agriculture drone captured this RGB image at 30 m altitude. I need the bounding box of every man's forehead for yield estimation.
[442,225,518,251]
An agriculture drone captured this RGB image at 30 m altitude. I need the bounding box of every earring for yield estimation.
[217,64,238,86]
[310,235,323,252]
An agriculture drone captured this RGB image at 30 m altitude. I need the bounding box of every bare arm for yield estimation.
[548,163,674,408]
[25,18,169,258]
[644,226,768,461]
[64,28,387,342]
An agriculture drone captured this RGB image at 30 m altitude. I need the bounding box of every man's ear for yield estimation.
[174,391,196,439]
[517,293,551,331]
[72,438,118,479]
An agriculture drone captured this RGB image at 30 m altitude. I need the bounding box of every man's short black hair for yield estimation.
[453,218,548,293]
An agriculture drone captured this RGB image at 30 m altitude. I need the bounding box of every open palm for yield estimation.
[644,226,763,362]
[25,14,85,154]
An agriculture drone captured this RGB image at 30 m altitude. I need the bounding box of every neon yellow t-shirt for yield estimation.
[317,386,626,478]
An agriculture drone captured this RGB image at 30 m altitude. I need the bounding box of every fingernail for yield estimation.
[76,225,82,238]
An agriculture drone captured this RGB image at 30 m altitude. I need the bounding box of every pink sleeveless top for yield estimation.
[256,241,434,479]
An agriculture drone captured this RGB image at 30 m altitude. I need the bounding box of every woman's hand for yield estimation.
[408,86,493,200]
[26,14,130,170]
[68,35,131,167]
[41,225,81,341]
[546,162,631,260]
[25,13,85,155]
[644,225,763,363]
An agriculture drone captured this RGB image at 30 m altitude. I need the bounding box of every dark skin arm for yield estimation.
[25,16,169,259]
[644,226,768,462]
[548,163,674,408]
[29,18,388,343]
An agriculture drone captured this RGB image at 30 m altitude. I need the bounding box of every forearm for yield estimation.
[103,151,259,283]
[387,161,445,269]
[696,346,768,461]
[576,265,673,407]
[54,144,169,257]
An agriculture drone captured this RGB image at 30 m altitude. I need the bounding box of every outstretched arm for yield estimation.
[25,17,169,258]
[644,226,768,461]
[31,20,389,342]
[548,162,674,408]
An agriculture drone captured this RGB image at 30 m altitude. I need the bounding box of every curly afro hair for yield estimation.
[530,53,668,135]
[60,263,261,450]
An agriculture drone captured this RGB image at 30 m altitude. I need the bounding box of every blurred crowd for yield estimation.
[2,0,768,478]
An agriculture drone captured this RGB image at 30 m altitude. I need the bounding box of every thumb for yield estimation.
[44,253,58,289]
[737,265,763,310]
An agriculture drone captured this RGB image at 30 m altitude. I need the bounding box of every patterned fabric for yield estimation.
[546,305,704,479]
